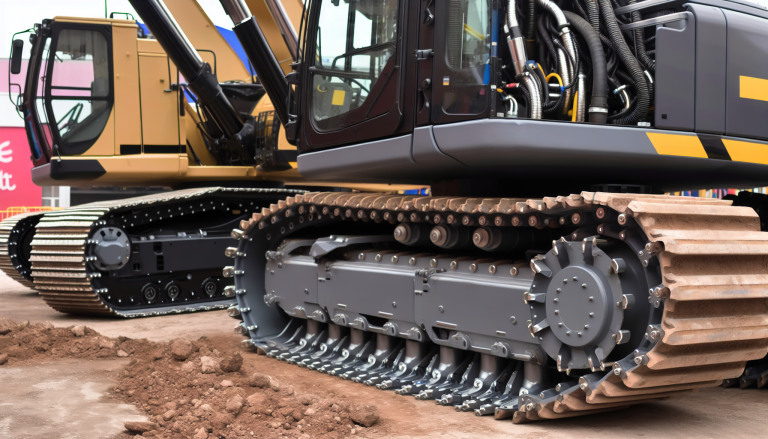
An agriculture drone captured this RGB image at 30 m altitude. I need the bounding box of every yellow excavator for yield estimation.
[0,0,414,317]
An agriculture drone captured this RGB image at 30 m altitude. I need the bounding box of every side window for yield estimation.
[311,0,399,132]
[46,28,112,153]
[435,0,491,118]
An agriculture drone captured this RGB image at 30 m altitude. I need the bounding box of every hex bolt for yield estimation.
[438,306,444,313]
[618,213,628,225]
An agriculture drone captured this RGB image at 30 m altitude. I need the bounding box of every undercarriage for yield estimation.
[227,191,768,421]
[22,188,301,317]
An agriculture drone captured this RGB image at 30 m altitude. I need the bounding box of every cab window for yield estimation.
[45,27,112,154]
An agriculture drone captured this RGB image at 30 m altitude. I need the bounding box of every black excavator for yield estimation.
[125,0,768,422]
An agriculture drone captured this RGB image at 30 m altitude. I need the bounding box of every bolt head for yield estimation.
[375,254,382,262]
[438,305,444,312]
[409,257,416,266]
[469,263,477,272]
[489,265,497,274]
[450,261,458,270]
[430,258,438,267]
[510,267,518,276]
[391,255,399,263]
[392,301,397,308]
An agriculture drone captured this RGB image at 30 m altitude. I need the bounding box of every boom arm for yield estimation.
[130,0,256,165]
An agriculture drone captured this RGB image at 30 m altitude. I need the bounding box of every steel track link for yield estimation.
[30,187,299,317]
[229,191,768,422]
[0,212,44,288]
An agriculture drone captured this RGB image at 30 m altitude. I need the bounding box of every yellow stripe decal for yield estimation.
[722,139,768,165]
[646,133,707,158]
[740,76,768,102]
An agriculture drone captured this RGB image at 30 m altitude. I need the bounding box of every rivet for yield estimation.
[566,331,571,336]
[489,265,497,274]
[358,253,366,261]
[556,288,561,293]
[375,254,382,262]
[581,283,587,288]
[510,266,518,276]
[438,305,444,313]
[589,312,594,318]
[589,296,594,301]
[430,258,438,267]
[554,310,559,315]
[577,332,582,337]
[409,257,417,266]
[553,298,558,303]
[573,276,578,281]
[450,261,458,270]
[558,322,563,327]
[510,316,516,324]
[392,301,397,308]
[469,263,477,273]
[584,325,589,329]
[392,255,399,263]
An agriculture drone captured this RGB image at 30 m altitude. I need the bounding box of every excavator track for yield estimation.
[31,187,301,317]
[228,191,768,422]
[0,212,45,288]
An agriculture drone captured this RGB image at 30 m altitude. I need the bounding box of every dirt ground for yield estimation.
[2,272,768,438]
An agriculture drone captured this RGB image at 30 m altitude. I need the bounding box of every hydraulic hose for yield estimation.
[506,0,528,76]
[536,0,576,111]
[585,0,600,33]
[533,63,550,106]
[523,74,542,119]
[576,68,586,122]
[628,0,655,73]
[562,10,608,123]
[526,0,537,41]
[597,0,649,125]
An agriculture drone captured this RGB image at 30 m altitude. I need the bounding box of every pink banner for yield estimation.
[0,127,41,210]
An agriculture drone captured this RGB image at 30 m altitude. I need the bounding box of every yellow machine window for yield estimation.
[46,28,112,152]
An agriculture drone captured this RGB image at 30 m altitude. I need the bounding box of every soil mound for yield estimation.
[0,319,380,438]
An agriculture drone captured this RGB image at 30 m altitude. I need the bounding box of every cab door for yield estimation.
[301,0,407,150]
